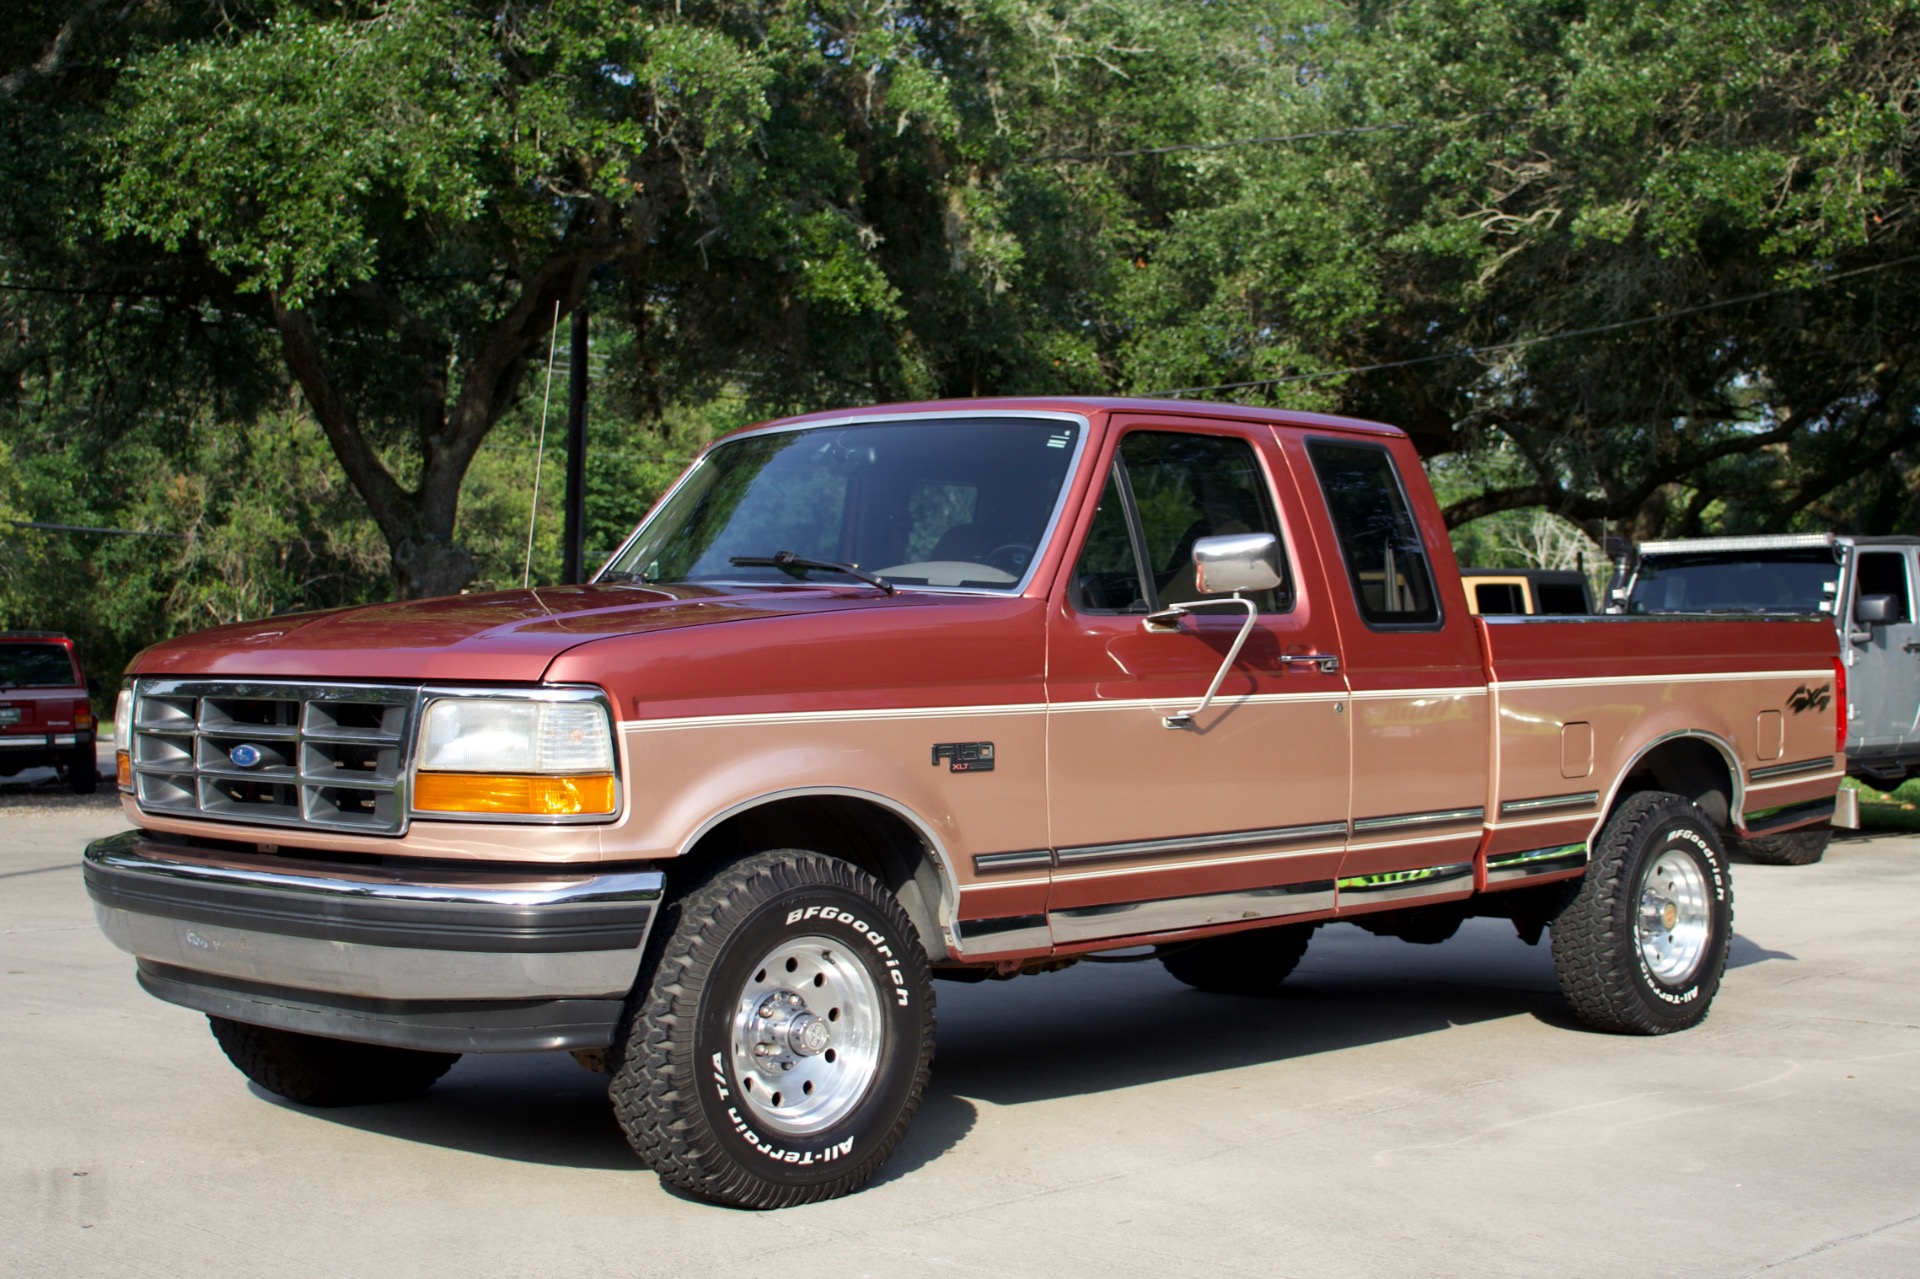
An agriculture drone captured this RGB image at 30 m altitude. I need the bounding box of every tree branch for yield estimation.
[0,0,128,100]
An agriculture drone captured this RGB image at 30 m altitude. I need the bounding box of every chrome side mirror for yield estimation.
[1192,532,1282,596]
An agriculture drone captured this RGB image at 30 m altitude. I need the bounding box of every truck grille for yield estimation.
[129,680,417,835]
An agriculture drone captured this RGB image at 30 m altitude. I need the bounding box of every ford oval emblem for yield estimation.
[229,744,265,769]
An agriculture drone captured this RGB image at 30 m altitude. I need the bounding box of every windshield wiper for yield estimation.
[729,551,895,595]
[595,569,650,586]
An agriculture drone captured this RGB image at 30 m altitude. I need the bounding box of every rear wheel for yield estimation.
[609,850,935,1209]
[1551,792,1733,1034]
[1159,922,1317,994]
[208,1018,459,1106]
[1735,829,1830,866]
[65,746,98,794]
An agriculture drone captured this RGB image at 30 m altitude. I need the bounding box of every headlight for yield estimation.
[114,685,134,791]
[412,694,617,818]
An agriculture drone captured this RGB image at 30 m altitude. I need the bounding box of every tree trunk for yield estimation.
[269,251,594,600]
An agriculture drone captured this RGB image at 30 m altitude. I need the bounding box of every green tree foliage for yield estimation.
[8,0,1920,660]
[0,405,388,686]
[32,1,1075,597]
[1100,0,1920,539]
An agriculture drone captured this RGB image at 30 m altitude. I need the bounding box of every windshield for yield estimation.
[1626,551,1839,614]
[0,642,78,687]
[602,417,1082,591]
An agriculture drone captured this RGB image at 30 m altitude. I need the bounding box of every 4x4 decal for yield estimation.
[1787,683,1832,713]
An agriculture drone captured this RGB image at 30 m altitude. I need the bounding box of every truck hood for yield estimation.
[130,584,900,684]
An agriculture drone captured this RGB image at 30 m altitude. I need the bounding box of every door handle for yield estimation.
[1277,653,1341,674]
[1905,640,1920,654]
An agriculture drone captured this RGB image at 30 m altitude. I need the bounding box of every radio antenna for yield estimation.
[523,300,564,589]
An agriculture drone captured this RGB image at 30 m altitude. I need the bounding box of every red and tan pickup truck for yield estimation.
[84,398,1846,1208]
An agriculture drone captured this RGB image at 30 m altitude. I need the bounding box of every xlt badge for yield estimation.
[932,742,995,773]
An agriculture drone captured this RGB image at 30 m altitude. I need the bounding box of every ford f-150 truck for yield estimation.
[84,398,1846,1209]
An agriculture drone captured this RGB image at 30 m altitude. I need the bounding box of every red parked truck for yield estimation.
[84,398,1846,1208]
[1,631,99,793]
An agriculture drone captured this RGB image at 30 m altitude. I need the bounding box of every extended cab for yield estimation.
[85,399,1845,1208]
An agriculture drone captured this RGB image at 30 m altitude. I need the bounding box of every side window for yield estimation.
[1306,438,1440,626]
[1474,582,1525,615]
[1855,551,1912,623]
[1071,431,1292,614]
[1535,581,1590,614]
[1071,468,1148,612]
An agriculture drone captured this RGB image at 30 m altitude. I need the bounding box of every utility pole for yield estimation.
[562,305,588,584]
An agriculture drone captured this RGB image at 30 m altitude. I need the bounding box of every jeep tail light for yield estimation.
[74,698,94,729]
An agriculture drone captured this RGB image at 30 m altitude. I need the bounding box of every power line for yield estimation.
[1145,254,1920,399]
[6,519,181,539]
[1028,121,1411,164]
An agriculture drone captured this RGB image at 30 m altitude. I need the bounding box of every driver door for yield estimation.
[1042,420,1351,947]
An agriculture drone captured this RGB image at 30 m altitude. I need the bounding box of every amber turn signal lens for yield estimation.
[116,751,132,790]
[413,772,616,817]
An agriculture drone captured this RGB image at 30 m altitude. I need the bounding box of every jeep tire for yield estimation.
[1735,828,1830,866]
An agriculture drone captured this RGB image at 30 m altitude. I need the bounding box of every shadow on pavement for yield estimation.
[252,1052,641,1171]
[249,916,1794,1171]
[1728,933,1797,968]
[258,1042,981,1185]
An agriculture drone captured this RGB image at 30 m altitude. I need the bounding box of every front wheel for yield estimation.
[208,1018,459,1106]
[1550,791,1733,1034]
[1735,828,1830,866]
[609,850,935,1209]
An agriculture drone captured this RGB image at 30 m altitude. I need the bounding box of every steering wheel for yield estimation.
[982,543,1034,574]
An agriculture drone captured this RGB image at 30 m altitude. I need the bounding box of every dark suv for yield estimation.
[0,631,99,793]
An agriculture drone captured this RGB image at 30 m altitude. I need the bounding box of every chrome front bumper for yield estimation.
[83,831,663,1053]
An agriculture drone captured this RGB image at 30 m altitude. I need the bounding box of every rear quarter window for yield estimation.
[1306,439,1441,627]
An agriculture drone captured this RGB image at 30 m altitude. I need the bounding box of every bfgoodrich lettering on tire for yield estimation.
[1551,791,1734,1034]
[609,849,935,1209]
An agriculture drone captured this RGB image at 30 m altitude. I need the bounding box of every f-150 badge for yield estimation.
[932,742,995,772]
[1787,683,1832,713]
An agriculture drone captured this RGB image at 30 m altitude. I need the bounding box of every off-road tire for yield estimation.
[208,1017,459,1106]
[1159,922,1317,994]
[65,747,98,794]
[609,850,936,1210]
[1551,791,1733,1034]
[1735,828,1830,866]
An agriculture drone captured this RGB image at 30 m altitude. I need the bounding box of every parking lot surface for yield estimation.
[5,792,1918,1278]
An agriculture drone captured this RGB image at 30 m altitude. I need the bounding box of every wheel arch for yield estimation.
[676,788,959,963]
[1606,730,1743,834]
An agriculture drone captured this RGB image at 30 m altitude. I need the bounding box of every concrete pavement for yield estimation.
[4,794,1917,1277]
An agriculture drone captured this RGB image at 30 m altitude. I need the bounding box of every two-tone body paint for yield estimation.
[1480,614,1842,867]
[114,396,1844,970]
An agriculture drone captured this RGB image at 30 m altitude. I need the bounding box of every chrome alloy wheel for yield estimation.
[729,933,883,1135]
[1636,848,1712,984]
